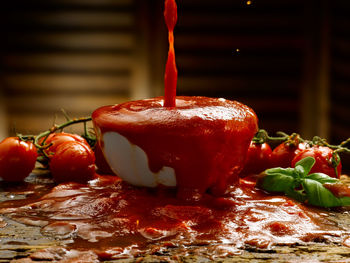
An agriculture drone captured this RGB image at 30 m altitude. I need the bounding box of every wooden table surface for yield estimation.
[2,170,350,263]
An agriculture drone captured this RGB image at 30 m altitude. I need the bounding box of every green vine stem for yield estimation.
[34,116,94,158]
[252,129,303,146]
[309,136,350,171]
[253,129,350,173]
[310,136,350,155]
[17,134,35,142]
[253,129,350,153]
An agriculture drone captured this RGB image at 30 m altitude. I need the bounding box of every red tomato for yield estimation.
[270,142,308,168]
[240,142,272,176]
[94,142,114,175]
[40,132,88,157]
[291,146,342,178]
[50,141,96,183]
[0,137,37,182]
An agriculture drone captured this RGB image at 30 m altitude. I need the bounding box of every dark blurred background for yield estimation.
[0,0,349,168]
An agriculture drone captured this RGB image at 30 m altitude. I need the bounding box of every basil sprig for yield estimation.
[257,157,350,208]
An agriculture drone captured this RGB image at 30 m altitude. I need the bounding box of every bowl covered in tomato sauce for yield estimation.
[92,96,258,197]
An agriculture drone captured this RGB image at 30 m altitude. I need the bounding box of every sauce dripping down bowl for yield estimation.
[92,96,258,198]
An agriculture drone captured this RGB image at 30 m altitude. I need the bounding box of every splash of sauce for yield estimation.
[164,0,178,107]
[0,176,347,260]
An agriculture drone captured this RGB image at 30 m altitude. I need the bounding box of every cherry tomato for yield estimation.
[94,142,114,175]
[291,146,342,178]
[240,142,272,176]
[270,142,308,168]
[40,132,89,157]
[50,141,96,183]
[0,137,37,182]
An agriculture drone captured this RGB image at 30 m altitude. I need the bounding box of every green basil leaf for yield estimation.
[265,167,295,177]
[302,179,350,207]
[339,197,350,207]
[295,165,306,177]
[307,173,338,184]
[295,156,315,175]
[257,172,295,193]
[257,156,350,208]
[285,187,307,203]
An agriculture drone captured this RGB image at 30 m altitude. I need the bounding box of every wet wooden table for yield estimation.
[2,170,350,263]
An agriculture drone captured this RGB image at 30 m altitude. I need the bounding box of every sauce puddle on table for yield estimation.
[0,175,348,260]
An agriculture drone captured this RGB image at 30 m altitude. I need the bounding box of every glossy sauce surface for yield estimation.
[0,176,346,260]
[92,96,258,196]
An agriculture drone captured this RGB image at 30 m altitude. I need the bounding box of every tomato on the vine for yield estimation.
[40,132,88,157]
[240,142,272,176]
[270,142,308,168]
[0,137,38,182]
[291,146,342,178]
[50,141,96,183]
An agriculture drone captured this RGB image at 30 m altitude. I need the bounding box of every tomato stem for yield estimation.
[17,134,35,142]
[311,136,350,155]
[61,109,72,122]
[339,138,350,153]
[34,116,93,155]
[254,129,350,151]
[254,129,350,178]
[252,129,297,145]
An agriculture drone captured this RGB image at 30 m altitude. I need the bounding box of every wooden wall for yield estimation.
[0,0,349,168]
[175,0,305,135]
[330,0,350,170]
[1,0,136,135]
[330,0,350,142]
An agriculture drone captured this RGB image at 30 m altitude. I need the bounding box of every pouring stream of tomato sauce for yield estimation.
[164,0,178,107]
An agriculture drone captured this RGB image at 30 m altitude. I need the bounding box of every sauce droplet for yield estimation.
[164,0,178,108]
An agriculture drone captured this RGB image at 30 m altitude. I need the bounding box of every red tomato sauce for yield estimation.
[0,176,346,260]
[92,96,258,196]
[164,0,178,107]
